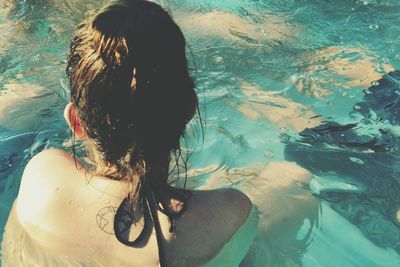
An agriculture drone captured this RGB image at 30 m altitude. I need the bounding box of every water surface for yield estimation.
[1,0,400,266]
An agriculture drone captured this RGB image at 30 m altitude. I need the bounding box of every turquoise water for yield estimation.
[1,0,400,266]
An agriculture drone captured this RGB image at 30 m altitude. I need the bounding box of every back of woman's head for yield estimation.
[66,0,198,183]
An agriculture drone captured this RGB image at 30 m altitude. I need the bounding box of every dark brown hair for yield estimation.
[66,0,198,201]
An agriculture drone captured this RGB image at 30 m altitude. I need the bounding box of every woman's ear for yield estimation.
[64,102,87,139]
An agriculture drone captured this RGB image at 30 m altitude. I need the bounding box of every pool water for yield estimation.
[1,0,400,266]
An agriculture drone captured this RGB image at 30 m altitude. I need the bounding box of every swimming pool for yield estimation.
[1,0,400,266]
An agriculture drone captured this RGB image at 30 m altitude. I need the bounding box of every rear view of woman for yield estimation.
[1,0,256,266]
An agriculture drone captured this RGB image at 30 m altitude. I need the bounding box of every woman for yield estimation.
[2,1,256,266]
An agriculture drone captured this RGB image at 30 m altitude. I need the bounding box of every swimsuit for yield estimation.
[114,189,259,267]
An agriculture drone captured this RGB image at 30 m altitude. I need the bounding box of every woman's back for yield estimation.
[2,149,252,266]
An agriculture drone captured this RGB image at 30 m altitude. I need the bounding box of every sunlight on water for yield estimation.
[1,0,400,266]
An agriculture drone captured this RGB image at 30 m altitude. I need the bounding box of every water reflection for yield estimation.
[176,10,300,46]
[294,46,394,97]
[284,72,400,254]
[0,0,400,265]
[196,161,319,266]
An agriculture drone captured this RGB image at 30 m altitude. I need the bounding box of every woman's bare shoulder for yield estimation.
[18,149,79,204]
[168,188,253,265]
[16,149,83,233]
[21,148,80,185]
[24,148,77,170]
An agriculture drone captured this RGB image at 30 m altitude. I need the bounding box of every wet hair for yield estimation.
[66,0,198,200]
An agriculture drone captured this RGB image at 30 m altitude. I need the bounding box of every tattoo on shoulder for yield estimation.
[96,206,117,235]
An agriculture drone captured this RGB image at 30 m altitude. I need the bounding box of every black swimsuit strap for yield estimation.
[113,196,151,247]
[113,191,169,267]
[145,191,168,267]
